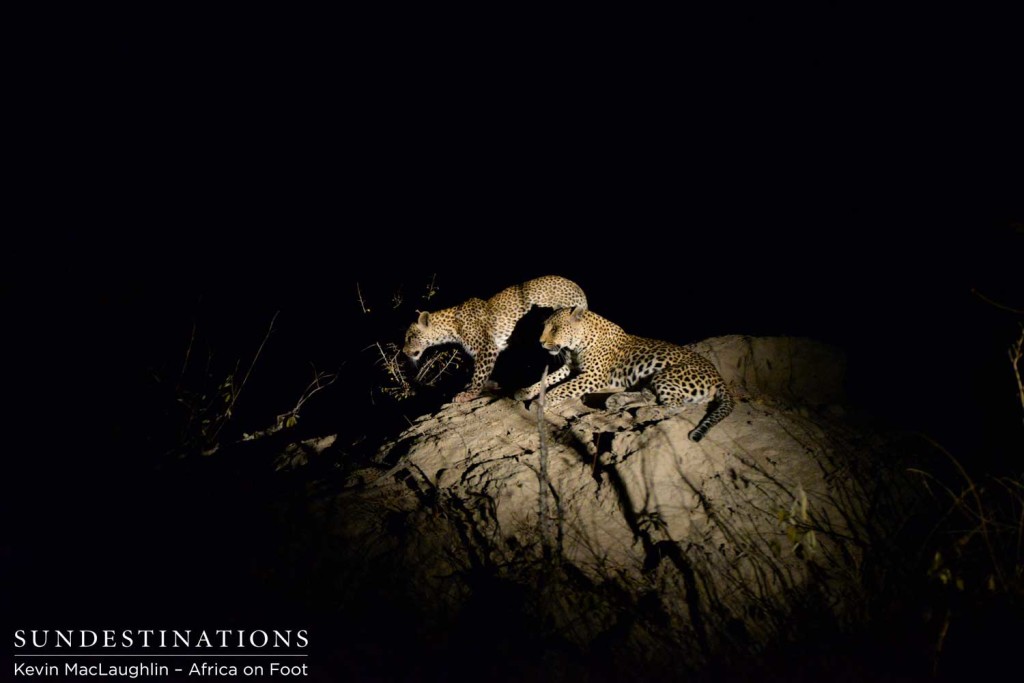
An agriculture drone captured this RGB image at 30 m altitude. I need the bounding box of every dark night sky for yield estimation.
[8,12,1022,474]
[7,18,1020,444]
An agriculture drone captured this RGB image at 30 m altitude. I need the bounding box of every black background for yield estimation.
[4,8,1022,677]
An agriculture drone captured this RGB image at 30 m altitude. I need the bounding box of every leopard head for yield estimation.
[402,311,435,364]
[539,306,586,355]
[403,310,460,365]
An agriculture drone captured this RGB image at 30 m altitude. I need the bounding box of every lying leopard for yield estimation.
[403,275,588,402]
[517,307,734,442]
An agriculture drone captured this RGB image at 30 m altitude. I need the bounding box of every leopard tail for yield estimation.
[689,383,734,442]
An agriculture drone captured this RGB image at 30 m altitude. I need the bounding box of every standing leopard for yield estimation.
[518,307,734,442]
[403,275,588,402]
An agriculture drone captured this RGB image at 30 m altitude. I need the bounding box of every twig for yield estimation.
[211,311,279,441]
[375,341,412,398]
[971,288,1024,315]
[917,433,1006,588]
[416,348,460,384]
[535,365,552,561]
[180,320,197,378]
[932,608,951,678]
[356,282,370,313]
[241,365,339,441]
[291,365,339,413]
[1011,324,1023,418]
[237,311,278,404]
[423,273,439,301]
[373,339,460,400]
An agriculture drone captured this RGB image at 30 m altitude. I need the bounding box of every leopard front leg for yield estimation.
[515,362,572,401]
[542,373,606,404]
[454,343,500,403]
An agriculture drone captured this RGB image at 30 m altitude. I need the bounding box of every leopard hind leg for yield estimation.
[650,366,733,442]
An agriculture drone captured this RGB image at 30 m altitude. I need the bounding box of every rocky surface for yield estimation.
[282,336,922,679]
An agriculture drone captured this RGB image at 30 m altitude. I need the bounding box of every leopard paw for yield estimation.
[514,387,537,401]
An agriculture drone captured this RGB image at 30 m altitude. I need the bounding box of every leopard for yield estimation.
[403,275,588,402]
[517,306,734,442]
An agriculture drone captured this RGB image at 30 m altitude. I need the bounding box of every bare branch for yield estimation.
[535,365,554,561]
[971,288,1024,315]
[373,340,460,400]
[415,348,460,384]
[423,273,439,301]
[241,365,340,442]
[211,311,279,441]
[356,282,370,313]
[1011,324,1024,419]
[375,342,413,399]
[181,320,197,378]
[292,365,340,413]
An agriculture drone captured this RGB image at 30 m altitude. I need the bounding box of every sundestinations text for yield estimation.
[13,629,309,650]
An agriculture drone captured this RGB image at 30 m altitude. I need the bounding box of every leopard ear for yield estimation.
[570,305,585,322]
[418,311,430,326]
